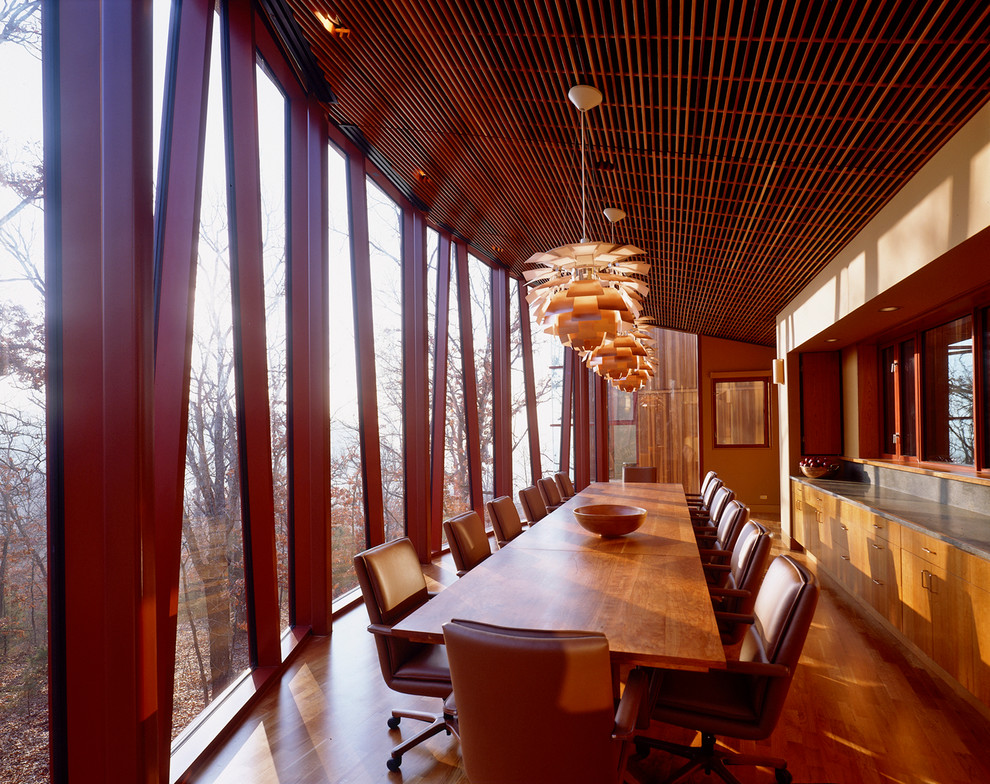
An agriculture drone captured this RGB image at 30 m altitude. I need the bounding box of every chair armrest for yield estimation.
[708,586,749,598]
[367,623,394,637]
[693,525,716,535]
[714,611,755,625]
[724,659,790,678]
[613,668,649,739]
[698,548,730,560]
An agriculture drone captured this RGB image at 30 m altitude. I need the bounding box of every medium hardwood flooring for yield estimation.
[186,531,990,784]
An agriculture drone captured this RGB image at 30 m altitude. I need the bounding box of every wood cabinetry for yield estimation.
[790,479,990,710]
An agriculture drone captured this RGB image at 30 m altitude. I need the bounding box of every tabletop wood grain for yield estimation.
[393,482,726,671]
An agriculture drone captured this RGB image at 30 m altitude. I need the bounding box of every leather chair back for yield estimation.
[623,465,658,483]
[444,619,619,784]
[699,476,723,510]
[554,472,575,499]
[354,538,450,697]
[486,496,524,546]
[716,521,772,644]
[538,476,563,509]
[699,470,718,497]
[706,485,735,524]
[738,555,819,734]
[518,485,548,523]
[712,499,747,550]
[443,510,492,576]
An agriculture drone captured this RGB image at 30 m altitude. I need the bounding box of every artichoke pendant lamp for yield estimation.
[525,85,651,356]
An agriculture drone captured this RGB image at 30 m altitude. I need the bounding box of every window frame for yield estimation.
[711,374,771,449]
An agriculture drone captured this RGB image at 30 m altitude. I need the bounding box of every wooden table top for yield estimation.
[393,482,726,671]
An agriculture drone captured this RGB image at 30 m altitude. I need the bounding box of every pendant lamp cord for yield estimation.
[580,109,587,242]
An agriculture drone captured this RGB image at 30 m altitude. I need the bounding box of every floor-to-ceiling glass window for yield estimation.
[255,62,289,631]
[328,145,364,598]
[468,255,494,515]
[509,279,531,496]
[443,255,470,520]
[366,180,405,540]
[173,16,249,739]
[0,2,46,778]
[530,324,565,475]
[426,229,439,437]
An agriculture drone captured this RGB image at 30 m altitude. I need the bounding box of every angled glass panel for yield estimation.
[444,257,470,522]
[509,279,531,498]
[255,62,289,631]
[173,17,249,740]
[468,255,494,518]
[0,2,47,777]
[328,144,363,598]
[530,323,564,475]
[366,180,405,540]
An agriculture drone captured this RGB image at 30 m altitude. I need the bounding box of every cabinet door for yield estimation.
[930,565,975,689]
[900,548,934,657]
[864,531,900,628]
[969,581,990,707]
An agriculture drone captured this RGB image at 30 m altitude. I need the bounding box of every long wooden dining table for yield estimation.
[392,482,727,672]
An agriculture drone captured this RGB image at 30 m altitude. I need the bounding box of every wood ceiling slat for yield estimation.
[286,0,990,344]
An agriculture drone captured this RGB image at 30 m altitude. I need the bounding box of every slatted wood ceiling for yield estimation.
[278,0,990,346]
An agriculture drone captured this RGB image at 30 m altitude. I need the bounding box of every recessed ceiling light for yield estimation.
[878,305,901,312]
[825,338,839,343]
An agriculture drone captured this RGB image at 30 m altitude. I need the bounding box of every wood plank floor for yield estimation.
[185,533,990,784]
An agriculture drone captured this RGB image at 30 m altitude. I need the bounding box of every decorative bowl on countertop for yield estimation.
[573,504,647,538]
[799,457,839,479]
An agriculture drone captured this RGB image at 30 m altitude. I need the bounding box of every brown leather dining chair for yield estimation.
[704,520,773,646]
[443,510,492,576]
[690,476,724,518]
[686,470,719,507]
[443,619,647,784]
[353,538,457,772]
[635,555,819,784]
[623,464,658,483]
[518,484,548,523]
[696,500,750,577]
[554,471,576,499]
[538,475,564,510]
[691,484,735,528]
[486,495,525,547]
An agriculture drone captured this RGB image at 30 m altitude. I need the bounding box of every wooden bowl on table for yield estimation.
[573,504,647,538]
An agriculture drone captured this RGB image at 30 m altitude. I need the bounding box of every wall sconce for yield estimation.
[772,358,785,385]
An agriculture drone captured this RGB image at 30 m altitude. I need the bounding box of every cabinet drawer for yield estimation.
[866,514,900,547]
[900,526,948,570]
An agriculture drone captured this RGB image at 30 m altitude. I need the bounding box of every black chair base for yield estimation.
[636,732,792,784]
[386,705,457,771]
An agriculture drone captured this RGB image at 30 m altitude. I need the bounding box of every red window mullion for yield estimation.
[220,0,280,668]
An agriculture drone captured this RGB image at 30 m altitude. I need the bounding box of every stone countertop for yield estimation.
[791,476,990,560]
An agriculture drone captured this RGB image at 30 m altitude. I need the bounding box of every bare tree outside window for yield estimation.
[0,1,46,780]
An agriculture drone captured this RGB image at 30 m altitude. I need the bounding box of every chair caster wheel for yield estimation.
[387,756,402,772]
[775,767,792,784]
[387,716,401,729]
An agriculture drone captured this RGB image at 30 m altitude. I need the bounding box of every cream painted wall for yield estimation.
[775,100,990,538]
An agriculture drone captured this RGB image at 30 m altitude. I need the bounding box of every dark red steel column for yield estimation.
[428,235,452,554]
[455,243,484,514]
[220,0,280,667]
[518,282,542,484]
[347,156,386,546]
[151,0,215,759]
[403,211,431,561]
[492,267,512,499]
[44,0,158,781]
